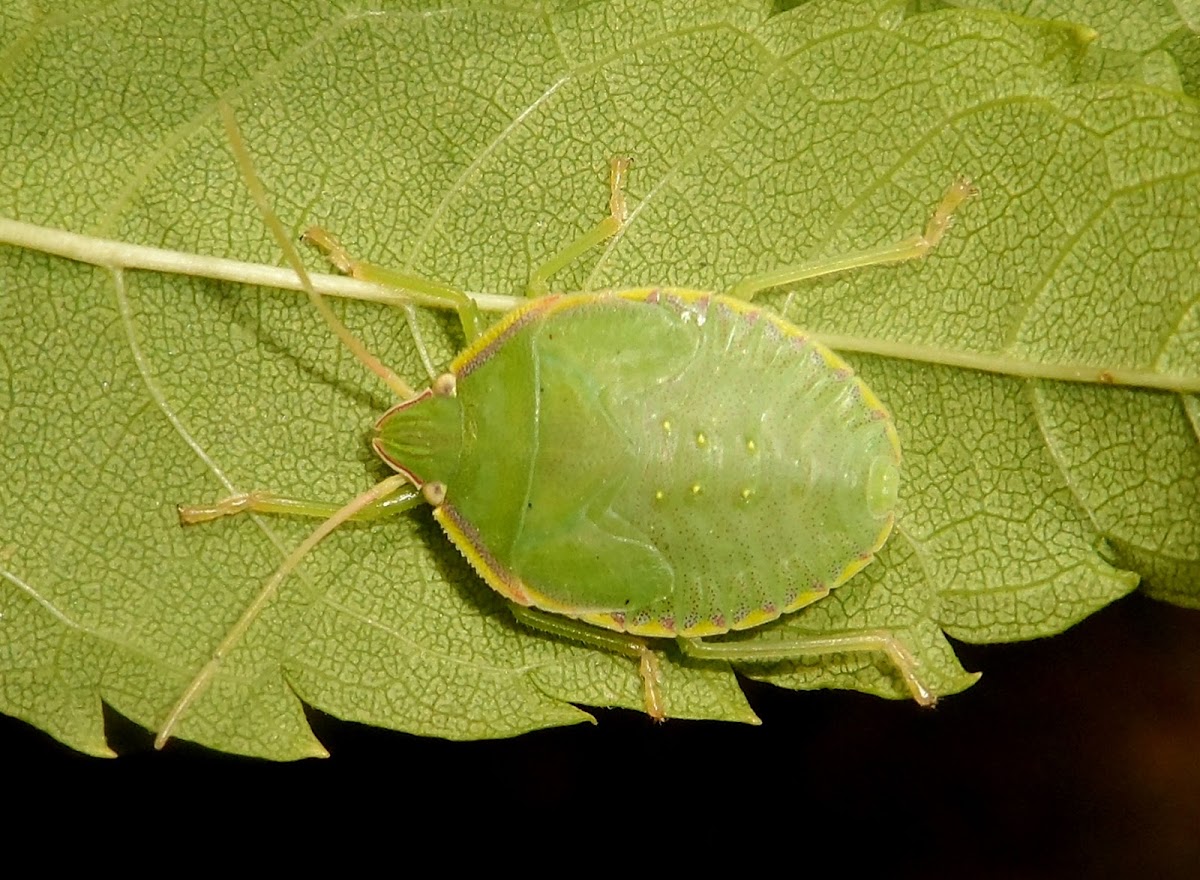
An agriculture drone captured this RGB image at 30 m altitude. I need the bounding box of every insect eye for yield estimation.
[432,373,457,397]
[422,481,448,507]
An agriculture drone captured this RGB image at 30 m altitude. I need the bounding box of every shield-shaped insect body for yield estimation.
[375,288,901,646]
[362,285,922,721]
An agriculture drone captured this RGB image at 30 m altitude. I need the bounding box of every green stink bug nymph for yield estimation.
[161,108,975,744]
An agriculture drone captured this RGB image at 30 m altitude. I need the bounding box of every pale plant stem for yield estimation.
[0,216,522,313]
[2,216,1195,393]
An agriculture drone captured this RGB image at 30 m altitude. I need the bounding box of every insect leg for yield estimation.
[725,177,977,301]
[524,157,631,298]
[508,604,665,720]
[678,629,937,707]
[302,226,485,345]
[157,473,414,749]
[178,485,423,525]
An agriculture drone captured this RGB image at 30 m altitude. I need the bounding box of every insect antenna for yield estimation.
[218,103,416,400]
[157,110,426,749]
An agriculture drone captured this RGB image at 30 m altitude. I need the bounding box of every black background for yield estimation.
[6,592,1198,875]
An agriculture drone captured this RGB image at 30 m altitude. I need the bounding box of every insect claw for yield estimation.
[608,156,632,226]
[639,649,666,721]
[909,678,938,708]
[302,226,355,275]
[883,637,938,707]
[177,492,255,525]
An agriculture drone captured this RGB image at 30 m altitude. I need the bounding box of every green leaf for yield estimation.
[948,0,1200,96]
[0,0,1196,758]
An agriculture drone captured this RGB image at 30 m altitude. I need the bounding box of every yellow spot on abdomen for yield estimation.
[696,432,707,447]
